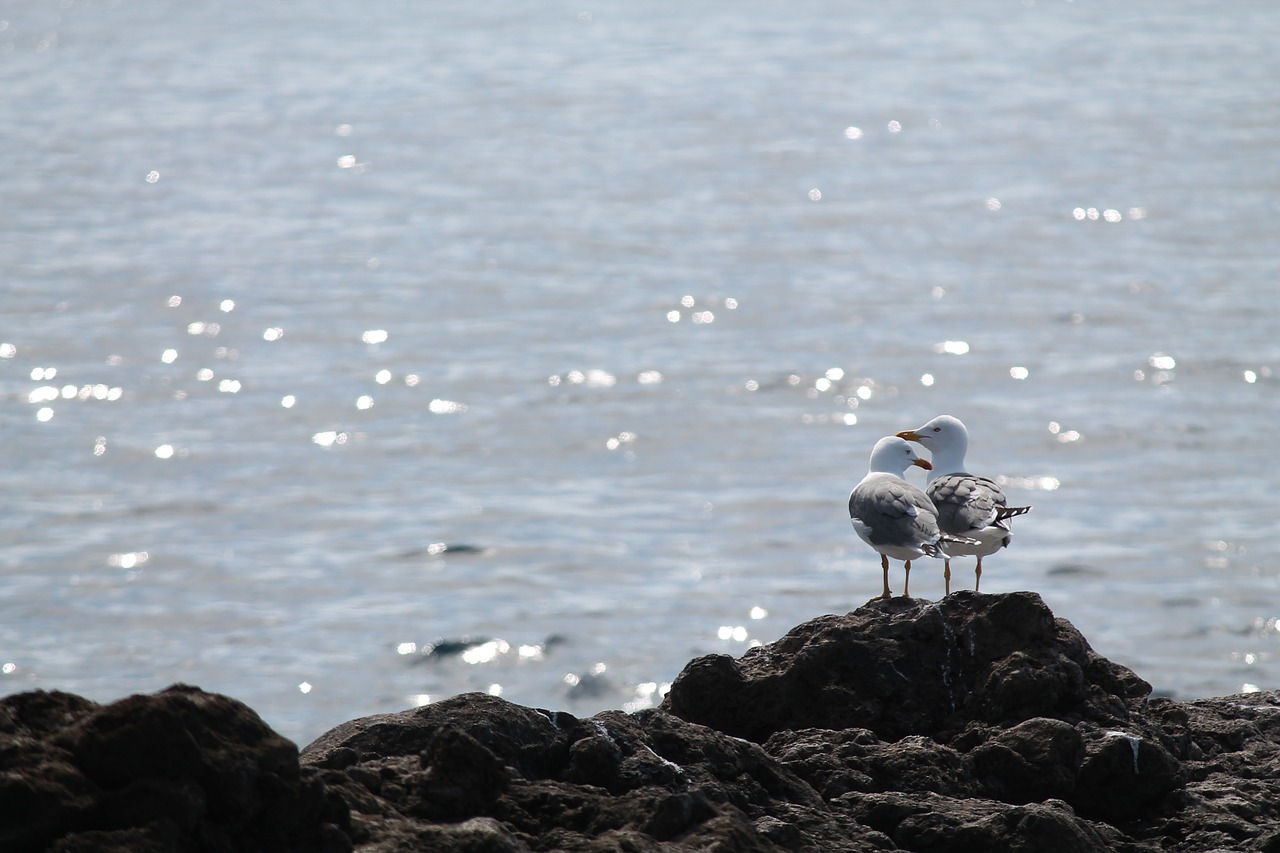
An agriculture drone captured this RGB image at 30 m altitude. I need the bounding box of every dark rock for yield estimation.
[0,684,350,853]
[411,725,510,821]
[969,717,1085,803]
[12,592,1280,852]
[1071,727,1183,821]
[662,591,1150,743]
[302,692,573,781]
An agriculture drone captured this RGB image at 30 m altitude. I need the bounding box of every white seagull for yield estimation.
[849,435,979,600]
[896,415,1032,594]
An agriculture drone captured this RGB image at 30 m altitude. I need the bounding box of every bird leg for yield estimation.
[943,558,952,596]
[903,560,912,599]
[974,557,983,592]
[880,553,892,600]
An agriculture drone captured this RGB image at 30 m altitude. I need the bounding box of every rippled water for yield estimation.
[2,1,1277,746]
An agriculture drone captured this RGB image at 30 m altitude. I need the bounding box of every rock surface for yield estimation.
[8,591,1280,851]
[0,684,351,853]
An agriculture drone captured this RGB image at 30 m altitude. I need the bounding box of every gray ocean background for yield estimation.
[2,0,1277,747]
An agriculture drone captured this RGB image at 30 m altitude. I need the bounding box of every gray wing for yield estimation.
[927,473,1021,536]
[849,476,941,552]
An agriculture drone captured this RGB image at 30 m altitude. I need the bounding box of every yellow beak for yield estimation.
[912,458,932,471]
[896,429,924,443]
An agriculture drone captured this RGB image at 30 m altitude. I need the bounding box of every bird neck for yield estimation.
[927,445,967,480]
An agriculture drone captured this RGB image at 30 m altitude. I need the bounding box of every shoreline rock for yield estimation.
[6,591,1280,851]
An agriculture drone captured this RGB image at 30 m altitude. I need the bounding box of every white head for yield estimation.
[896,414,971,477]
[867,435,933,477]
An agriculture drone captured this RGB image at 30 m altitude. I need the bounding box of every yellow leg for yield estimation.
[944,559,952,596]
[975,557,983,592]
[880,553,892,600]
[903,560,912,599]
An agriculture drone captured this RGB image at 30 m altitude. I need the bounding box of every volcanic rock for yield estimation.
[0,684,350,853]
[9,591,1280,851]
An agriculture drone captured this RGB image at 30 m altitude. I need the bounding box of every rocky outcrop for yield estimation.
[0,684,351,853]
[7,591,1280,851]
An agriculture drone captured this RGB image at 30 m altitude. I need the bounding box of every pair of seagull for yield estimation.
[848,415,1032,599]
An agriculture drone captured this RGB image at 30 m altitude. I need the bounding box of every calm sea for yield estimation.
[2,0,1277,746]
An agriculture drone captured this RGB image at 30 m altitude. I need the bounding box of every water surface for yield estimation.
[2,0,1277,745]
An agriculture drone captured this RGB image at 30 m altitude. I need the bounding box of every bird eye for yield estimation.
[932,427,941,432]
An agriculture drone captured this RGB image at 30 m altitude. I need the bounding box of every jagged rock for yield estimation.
[662,591,1151,743]
[0,684,351,853]
[10,592,1280,851]
[968,717,1084,803]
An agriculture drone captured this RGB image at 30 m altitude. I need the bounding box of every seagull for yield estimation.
[896,415,1032,594]
[849,436,979,600]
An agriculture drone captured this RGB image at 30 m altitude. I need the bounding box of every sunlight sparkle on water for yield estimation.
[263,327,284,342]
[0,343,16,358]
[312,431,348,447]
[155,445,175,459]
[1010,366,1029,379]
[428,399,467,414]
[356,395,374,410]
[921,374,935,387]
[161,349,178,364]
[606,432,636,450]
[219,300,235,312]
[361,329,389,344]
[1048,422,1081,443]
[108,551,149,569]
[281,395,296,408]
[996,475,1061,491]
[934,340,970,355]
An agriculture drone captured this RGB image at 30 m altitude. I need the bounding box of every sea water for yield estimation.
[1,0,1277,745]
